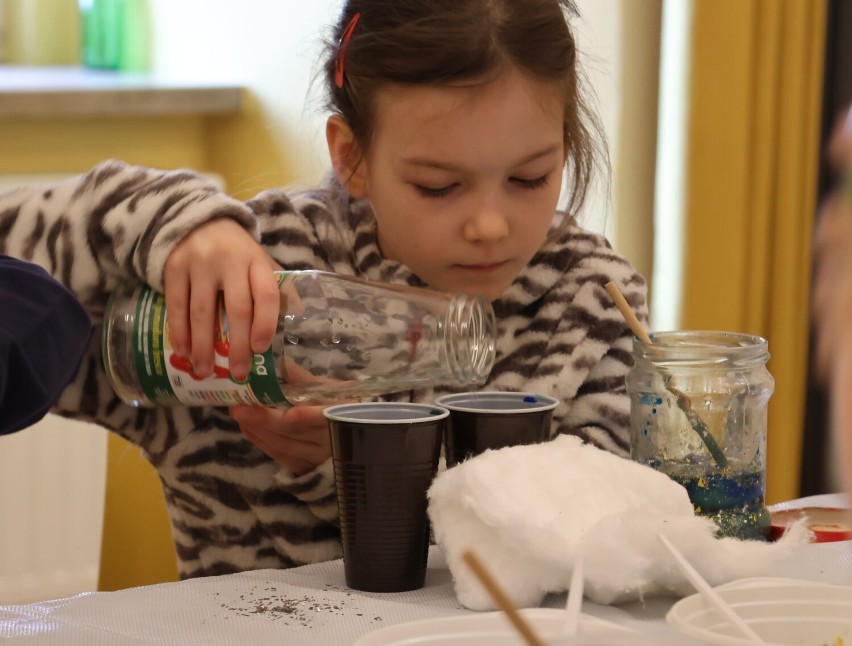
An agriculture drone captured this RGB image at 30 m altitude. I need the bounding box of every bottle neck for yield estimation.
[442,294,497,384]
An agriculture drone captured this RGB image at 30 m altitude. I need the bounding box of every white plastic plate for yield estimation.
[667,577,852,645]
[354,608,642,645]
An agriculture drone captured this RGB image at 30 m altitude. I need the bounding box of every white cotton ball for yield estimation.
[427,435,810,611]
[582,512,718,604]
[582,512,811,604]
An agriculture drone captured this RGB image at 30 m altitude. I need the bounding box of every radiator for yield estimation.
[0,172,109,605]
[0,416,107,604]
[0,169,221,604]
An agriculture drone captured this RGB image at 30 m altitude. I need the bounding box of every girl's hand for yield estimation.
[230,405,332,475]
[163,219,281,381]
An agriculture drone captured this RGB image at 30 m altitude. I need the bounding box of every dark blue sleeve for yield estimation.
[0,255,92,435]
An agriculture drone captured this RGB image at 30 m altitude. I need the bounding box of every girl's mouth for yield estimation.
[455,262,507,275]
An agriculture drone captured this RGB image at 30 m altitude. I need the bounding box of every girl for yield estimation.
[0,0,646,579]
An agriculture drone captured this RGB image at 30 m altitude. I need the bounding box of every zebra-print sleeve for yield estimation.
[548,256,647,456]
[0,159,258,317]
[0,160,261,449]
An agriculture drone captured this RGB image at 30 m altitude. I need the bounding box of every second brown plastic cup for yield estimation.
[324,402,448,593]
[437,391,559,467]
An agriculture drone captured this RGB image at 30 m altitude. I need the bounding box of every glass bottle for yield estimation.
[79,0,122,69]
[118,0,150,72]
[102,270,496,408]
[625,331,774,540]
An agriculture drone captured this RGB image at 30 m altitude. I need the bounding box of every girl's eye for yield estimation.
[511,175,550,189]
[414,184,457,198]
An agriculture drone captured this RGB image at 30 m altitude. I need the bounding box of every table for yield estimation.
[1,494,849,645]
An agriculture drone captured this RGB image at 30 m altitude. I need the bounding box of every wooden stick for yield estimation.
[604,281,652,344]
[460,550,545,646]
[659,534,764,642]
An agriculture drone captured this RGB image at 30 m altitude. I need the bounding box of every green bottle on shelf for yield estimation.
[118,0,150,71]
[79,0,150,71]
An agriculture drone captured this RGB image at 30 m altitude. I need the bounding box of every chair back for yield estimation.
[98,434,178,590]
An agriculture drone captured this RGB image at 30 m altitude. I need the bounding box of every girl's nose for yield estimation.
[462,206,510,243]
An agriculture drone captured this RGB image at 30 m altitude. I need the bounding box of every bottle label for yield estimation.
[131,284,290,407]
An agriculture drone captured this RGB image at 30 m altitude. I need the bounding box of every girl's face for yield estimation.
[357,69,566,300]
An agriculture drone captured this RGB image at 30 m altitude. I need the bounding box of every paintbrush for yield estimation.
[605,281,728,469]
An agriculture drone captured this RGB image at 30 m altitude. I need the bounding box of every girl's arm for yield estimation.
[0,160,260,317]
[545,265,648,457]
[0,160,264,450]
[227,403,339,524]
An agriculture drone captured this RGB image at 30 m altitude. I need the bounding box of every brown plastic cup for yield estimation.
[436,391,559,467]
[324,402,448,593]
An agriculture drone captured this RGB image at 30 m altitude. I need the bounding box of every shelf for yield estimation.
[0,66,244,118]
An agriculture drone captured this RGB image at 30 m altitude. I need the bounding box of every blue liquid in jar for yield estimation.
[649,456,770,541]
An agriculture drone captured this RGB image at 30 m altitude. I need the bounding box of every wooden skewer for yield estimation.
[461,550,546,646]
[659,534,764,642]
[605,281,652,344]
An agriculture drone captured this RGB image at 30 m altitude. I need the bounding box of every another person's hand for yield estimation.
[230,405,332,475]
[813,107,852,384]
[163,219,281,381]
[812,105,852,499]
[829,106,852,169]
[812,191,852,383]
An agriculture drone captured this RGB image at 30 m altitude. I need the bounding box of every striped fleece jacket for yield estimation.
[0,160,648,579]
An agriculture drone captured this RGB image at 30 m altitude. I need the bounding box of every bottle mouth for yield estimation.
[445,294,497,384]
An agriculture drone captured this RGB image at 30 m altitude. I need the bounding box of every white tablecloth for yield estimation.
[1,494,849,645]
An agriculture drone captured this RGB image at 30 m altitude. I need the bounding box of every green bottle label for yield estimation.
[131,284,290,407]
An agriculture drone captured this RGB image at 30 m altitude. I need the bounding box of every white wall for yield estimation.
[652,0,692,331]
[572,0,621,238]
[576,0,661,311]
[149,0,342,187]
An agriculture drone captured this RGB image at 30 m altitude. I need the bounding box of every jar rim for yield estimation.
[632,330,769,365]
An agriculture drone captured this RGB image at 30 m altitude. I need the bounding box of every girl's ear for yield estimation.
[326,116,368,198]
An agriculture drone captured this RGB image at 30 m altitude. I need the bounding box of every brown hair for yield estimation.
[322,0,606,219]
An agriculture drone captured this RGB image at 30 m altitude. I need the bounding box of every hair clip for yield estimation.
[335,12,361,89]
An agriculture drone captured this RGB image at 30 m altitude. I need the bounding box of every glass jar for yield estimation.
[625,331,774,540]
[102,270,496,408]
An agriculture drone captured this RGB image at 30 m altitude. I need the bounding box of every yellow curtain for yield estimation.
[680,0,826,503]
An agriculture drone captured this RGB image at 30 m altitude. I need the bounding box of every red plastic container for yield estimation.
[769,507,852,543]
